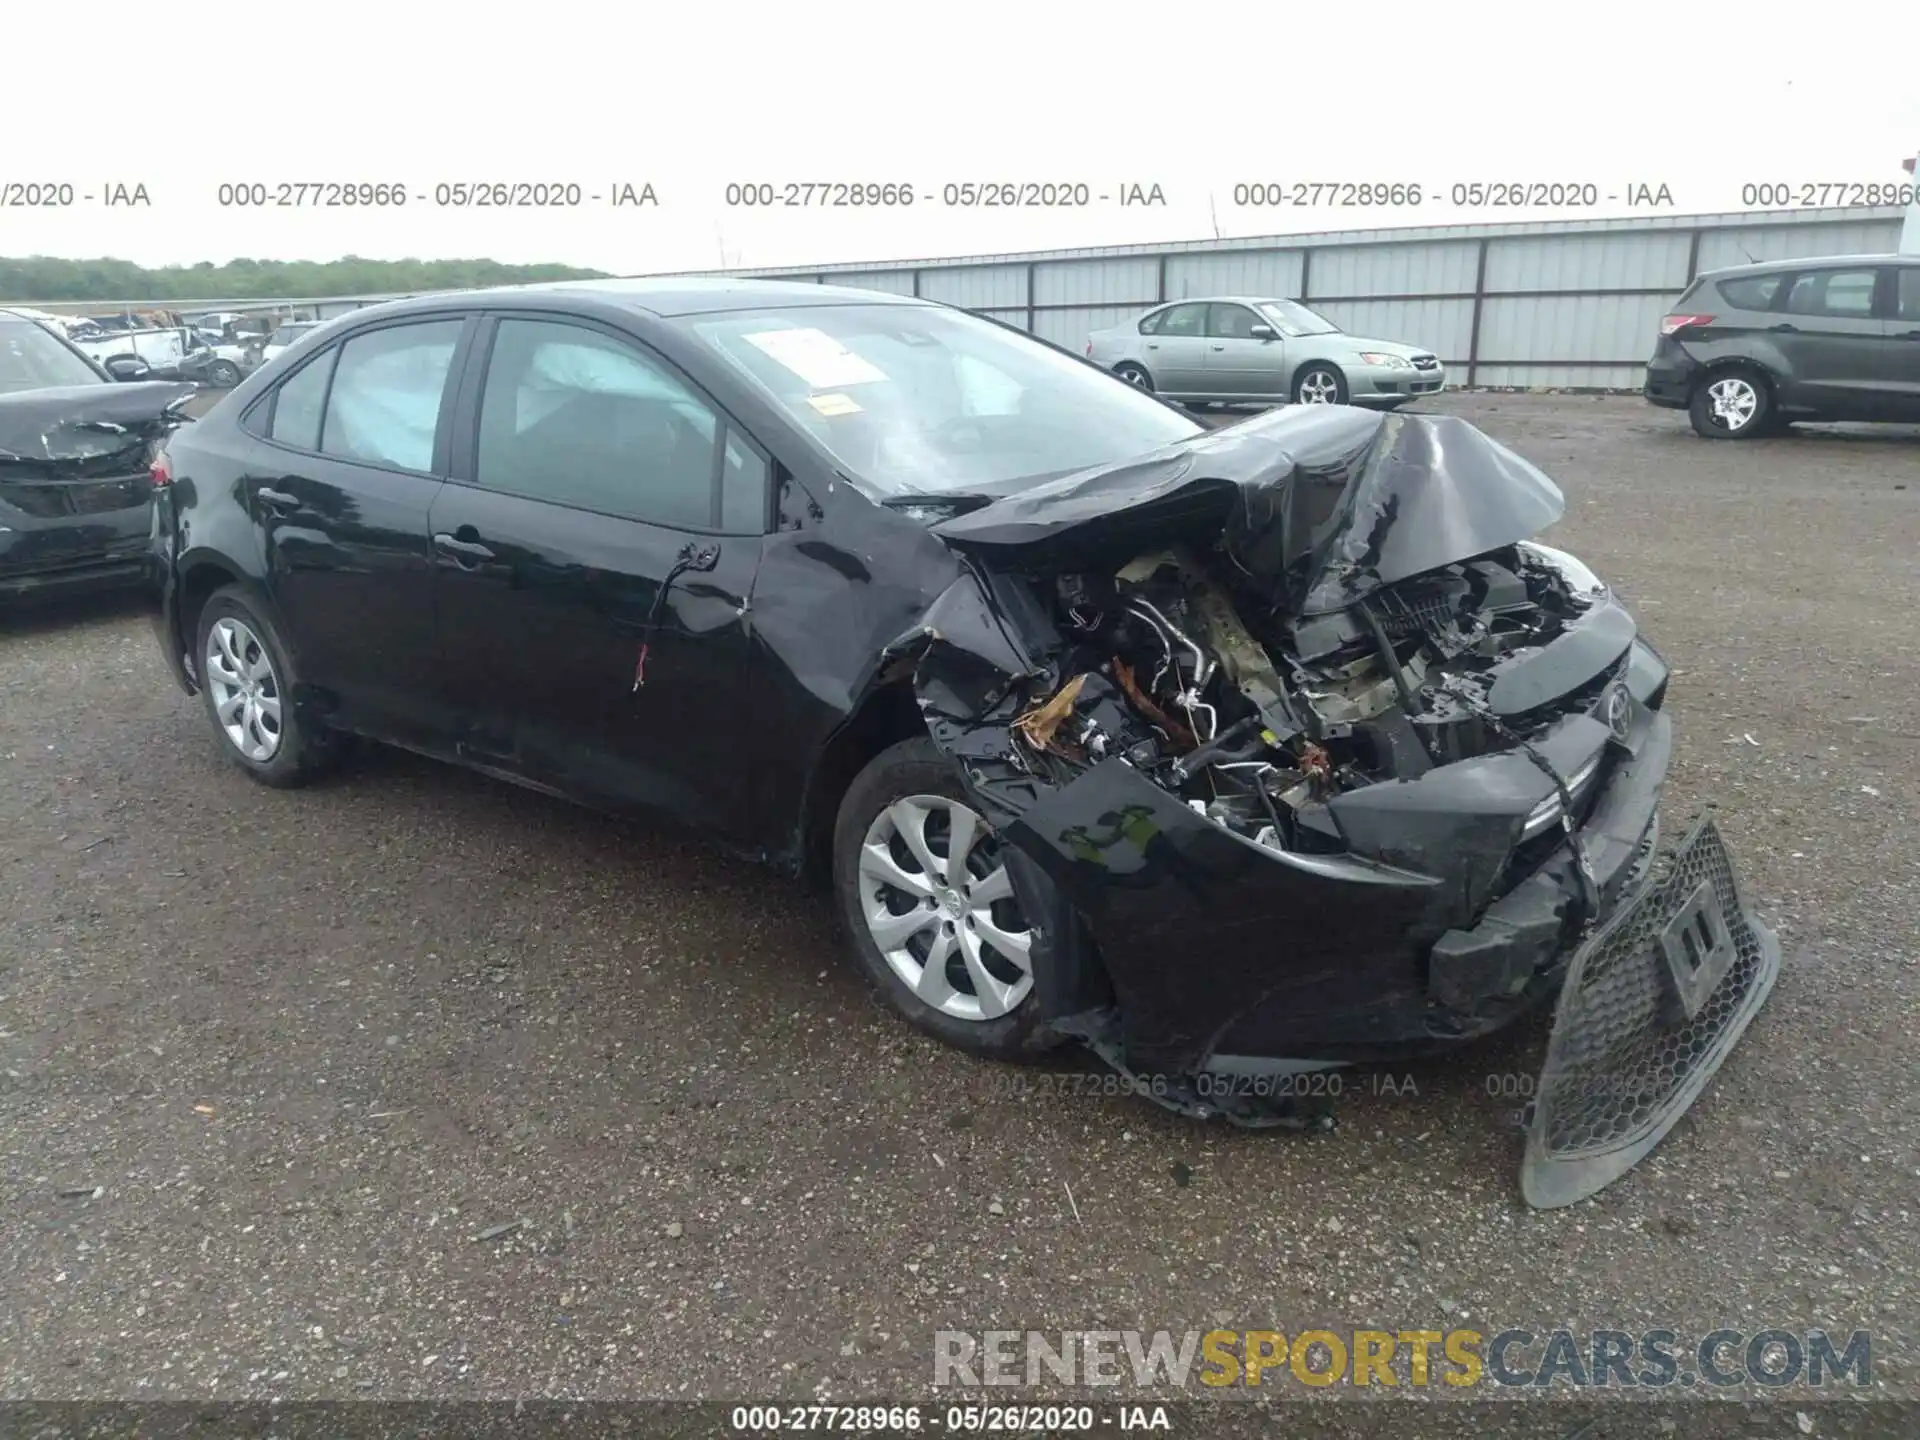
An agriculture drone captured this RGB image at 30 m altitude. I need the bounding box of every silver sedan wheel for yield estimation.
[857,794,1034,1022]
[205,617,283,762]
[1706,376,1759,431]
[1297,369,1341,404]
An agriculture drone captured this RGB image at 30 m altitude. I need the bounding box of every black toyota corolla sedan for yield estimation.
[146,278,1778,1206]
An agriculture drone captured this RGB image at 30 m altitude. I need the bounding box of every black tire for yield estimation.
[194,585,342,788]
[1688,366,1771,439]
[209,360,241,388]
[1113,361,1155,392]
[832,737,1061,1060]
[1293,362,1348,405]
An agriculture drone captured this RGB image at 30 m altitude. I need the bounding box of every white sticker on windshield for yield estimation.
[807,392,863,416]
[743,327,888,389]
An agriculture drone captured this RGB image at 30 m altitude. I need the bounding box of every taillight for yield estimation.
[150,451,173,488]
[1085,341,1093,356]
[1659,314,1715,336]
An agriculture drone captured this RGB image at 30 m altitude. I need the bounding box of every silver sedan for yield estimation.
[1087,296,1446,408]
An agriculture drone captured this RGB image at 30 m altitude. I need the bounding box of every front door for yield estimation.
[428,313,771,842]
[1203,301,1288,399]
[246,315,468,747]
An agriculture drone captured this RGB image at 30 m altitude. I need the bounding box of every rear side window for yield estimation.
[1157,304,1206,337]
[1138,309,1165,336]
[1782,269,1879,319]
[269,350,336,451]
[474,317,764,533]
[319,320,463,472]
[1714,274,1785,311]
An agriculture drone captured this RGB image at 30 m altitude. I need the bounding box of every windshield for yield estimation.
[681,304,1205,496]
[1257,300,1342,338]
[0,319,105,395]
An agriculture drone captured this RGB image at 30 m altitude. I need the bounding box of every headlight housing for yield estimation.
[1357,352,1414,369]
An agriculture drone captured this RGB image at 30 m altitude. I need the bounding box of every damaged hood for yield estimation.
[932,406,1565,616]
[0,382,198,468]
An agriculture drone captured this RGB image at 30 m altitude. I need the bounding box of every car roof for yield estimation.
[1702,253,1916,280]
[1151,295,1301,307]
[326,277,931,326]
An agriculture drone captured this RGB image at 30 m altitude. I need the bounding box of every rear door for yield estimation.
[427,312,770,840]
[1770,266,1894,417]
[1141,302,1211,395]
[243,313,470,747]
[1203,301,1287,399]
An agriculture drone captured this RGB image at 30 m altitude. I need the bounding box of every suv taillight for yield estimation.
[1660,314,1716,336]
[150,452,173,489]
[1085,340,1093,356]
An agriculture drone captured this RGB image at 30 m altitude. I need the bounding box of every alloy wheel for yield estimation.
[857,794,1034,1021]
[1297,369,1340,404]
[1705,376,1758,432]
[205,617,283,762]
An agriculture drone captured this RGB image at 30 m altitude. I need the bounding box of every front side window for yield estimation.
[269,350,337,451]
[319,320,462,472]
[475,318,756,531]
[681,302,1205,498]
[0,319,104,394]
[1207,303,1262,340]
[1782,269,1879,319]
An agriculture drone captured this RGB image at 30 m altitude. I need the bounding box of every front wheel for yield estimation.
[1293,364,1347,405]
[1689,368,1771,438]
[832,738,1061,1060]
[208,360,241,388]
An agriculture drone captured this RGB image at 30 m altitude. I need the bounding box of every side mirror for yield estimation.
[104,356,150,382]
[1248,323,1277,341]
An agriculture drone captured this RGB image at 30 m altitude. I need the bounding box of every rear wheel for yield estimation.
[195,586,342,787]
[1113,361,1154,392]
[833,738,1060,1060]
[1688,367,1771,439]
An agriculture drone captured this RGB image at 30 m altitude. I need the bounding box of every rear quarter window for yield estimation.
[1714,274,1785,311]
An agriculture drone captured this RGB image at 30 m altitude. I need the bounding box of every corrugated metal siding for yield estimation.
[1694,218,1901,271]
[829,270,917,296]
[1484,232,1692,293]
[1310,240,1480,297]
[1310,298,1475,362]
[918,265,1027,309]
[1033,257,1159,307]
[1477,293,1672,364]
[1165,250,1305,299]
[1033,305,1139,348]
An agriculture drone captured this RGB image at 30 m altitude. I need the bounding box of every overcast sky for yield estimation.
[7,0,1917,275]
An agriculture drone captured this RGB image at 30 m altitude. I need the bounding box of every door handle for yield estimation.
[1768,324,1798,333]
[1210,343,1226,351]
[255,487,298,512]
[432,532,496,567]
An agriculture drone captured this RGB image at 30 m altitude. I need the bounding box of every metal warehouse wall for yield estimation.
[717,207,1905,390]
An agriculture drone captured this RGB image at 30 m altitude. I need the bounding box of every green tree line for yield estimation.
[0,255,614,303]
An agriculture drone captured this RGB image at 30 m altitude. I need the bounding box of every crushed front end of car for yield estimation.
[899,405,1778,1206]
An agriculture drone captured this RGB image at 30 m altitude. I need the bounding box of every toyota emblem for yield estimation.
[1605,684,1633,741]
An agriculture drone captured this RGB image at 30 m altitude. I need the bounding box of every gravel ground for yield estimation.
[1,394,1916,1425]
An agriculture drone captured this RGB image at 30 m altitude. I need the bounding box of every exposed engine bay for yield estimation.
[1001,540,1611,855]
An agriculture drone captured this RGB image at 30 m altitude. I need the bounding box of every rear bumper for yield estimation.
[1643,342,1699,409]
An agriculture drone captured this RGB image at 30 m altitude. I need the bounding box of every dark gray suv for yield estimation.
[1644,254,1920,437]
